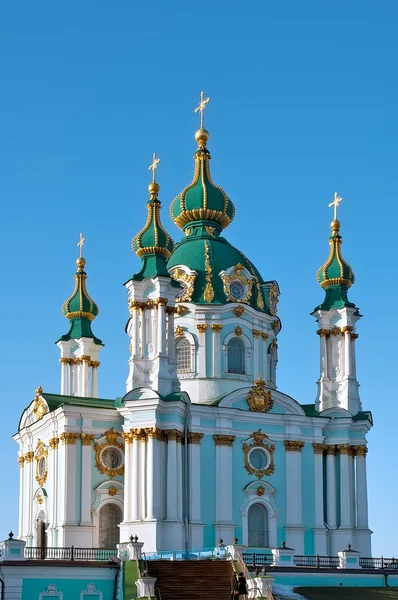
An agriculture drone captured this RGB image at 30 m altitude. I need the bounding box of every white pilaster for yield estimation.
[91,364,99,398]
[214,435,235,543]
[146,432,158,521]
[60,433,78,526]
[60,360,67,395]
[196,325,207,377]
[284,441,304,554]
[123,433,132,522]
[253,333,260,379]
[18,458,24,538]
[312,444,327,555]
[48,438,59,546]
[80,435,93,525]
[176,435,183,522]
[326,447,337,529]
[25,451,34,541]
[166,432,178,521]
[338,445,352,529]
[355,448,369,528]
[131,435,140,521]
[168,310,176,361]
[212,325,222,378]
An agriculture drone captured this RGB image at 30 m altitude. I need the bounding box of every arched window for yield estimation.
[176,337,192,373]
[36,510,47,553]
[248,503,269,547]
[228,337,245,374]
[99,503,122,549]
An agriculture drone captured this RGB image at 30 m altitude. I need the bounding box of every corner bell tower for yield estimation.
[125,155,180,395]
[312,194,361,415]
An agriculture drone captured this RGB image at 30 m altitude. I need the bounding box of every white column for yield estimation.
[338,445,351,528]
[326,446,337,528]
[131,435,139,521]
[196,325,207,377]
[91,364,99,398]
[139,433,146,520]
[60,433,78,524]
[317,330,329,377]
[188,434,203,523]
[212,325,222,378]
[313,445,325,526]
[80,434,94,525]
[313,444,327,555]
[81,357,90,397]
[157,302,167,355]
[49,438,59,545]
[176,434,183,521]
[342,327,353,378]
[131,308,139,356]
[141,308,146,359]
[214,436,234,533]
[348,449,356,527]
[351,334,358,378]
[60,360,67,394]
[146,431,158,520]
[355,447,369,528]
[122,433,132,522]
[166,431,178,521]
[18,457,25,538]
[25,451,34,540]
[167,309,176,360]
[285,442,303,527]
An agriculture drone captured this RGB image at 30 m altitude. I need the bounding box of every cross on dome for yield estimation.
[194,91,210,129]
[77,232,86,258]
[328,192,342,221]
[148,153,161,183]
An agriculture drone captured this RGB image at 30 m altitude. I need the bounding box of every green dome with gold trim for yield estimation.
[170,129,235,232]
[58,256,102,344]
[315,219,356,311]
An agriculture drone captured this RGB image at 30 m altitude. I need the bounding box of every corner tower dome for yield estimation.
[131,154,175,280]
[58,238,102,345]
[315,193,356,311]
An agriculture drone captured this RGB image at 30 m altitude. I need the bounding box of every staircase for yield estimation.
[147,559,234,600]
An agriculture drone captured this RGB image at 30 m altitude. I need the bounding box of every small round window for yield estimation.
[38,456,47,477]
[230,280,245,300]
[249,448,269,471]
[101,447,123,469]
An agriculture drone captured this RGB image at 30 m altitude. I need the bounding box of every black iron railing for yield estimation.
[242,552,398,570]
[294,555,339,568]
[242,552,273,567]
[24,546,116,561]
[359,557,398,570]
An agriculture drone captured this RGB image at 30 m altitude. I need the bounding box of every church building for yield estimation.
[14,96,373,558]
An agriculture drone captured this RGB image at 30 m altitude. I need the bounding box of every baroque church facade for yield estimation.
[14,99,372,558]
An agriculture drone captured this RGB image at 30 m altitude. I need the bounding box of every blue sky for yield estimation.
[0,1,396,555]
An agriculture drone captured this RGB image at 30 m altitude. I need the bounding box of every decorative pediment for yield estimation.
[35,439,48,487]
[33,386,48,421]
[91,480,124,514]
[169,265,197,302]
[246,378,273,413]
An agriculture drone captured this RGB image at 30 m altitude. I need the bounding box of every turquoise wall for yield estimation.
[274,573,388,587]
[301,443,315,554]
[22,576,116,600]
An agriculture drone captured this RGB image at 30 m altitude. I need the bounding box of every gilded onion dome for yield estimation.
[58,254,102,344]
[131,180,175,279]
[315,219,356,310]
[170,129,235,232]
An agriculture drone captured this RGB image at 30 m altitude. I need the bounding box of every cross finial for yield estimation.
[194,91,210,129]
[328,192,343,221]
[77,232,86,258]
[148,153,160,183]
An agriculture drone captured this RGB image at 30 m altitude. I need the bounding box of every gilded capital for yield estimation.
[211,324,223,332]
[49,437,59,450]
[176,305,186,316]
[235,326,242,336]
[313,443,327,454]
[122,431,134,444]
[337,443,351,455]
[325,445,337,455]
[188,432,204,444]
[351,333,359,341]
[165,429,179,442]
[166,306,178,315]
[18,456,25,467]
[234,305,244,317]
[331,326,341,336]
[176,431,184,444]
[80,433,95,446]
[196,324,208,333]
[146,427,162,440]
[252,329,261,338]
[90,360,100,368]
[24,451,34,463]
[261,332,269,341]
[354,445,368,456]
[80,355,91,363]
[341,326,354,334]
[316,329,331,338]
[175,325,185,336]
[213,434,236,447]
[60,432,79,445]
[284,440,305,452]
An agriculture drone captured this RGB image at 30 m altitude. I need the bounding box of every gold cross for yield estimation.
[328,192,343,221]
[77,232,86,258]
[194,91,210,129]
[148,153,160,183]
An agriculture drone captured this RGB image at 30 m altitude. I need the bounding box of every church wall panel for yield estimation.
[301,444,316,555]
[75,438,82,525]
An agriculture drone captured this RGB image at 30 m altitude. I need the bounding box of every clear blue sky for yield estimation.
[1,1,396,555]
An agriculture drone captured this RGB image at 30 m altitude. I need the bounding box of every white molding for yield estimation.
[80,583,103,600]
[240,483,277,548]
[39,584,63,599]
